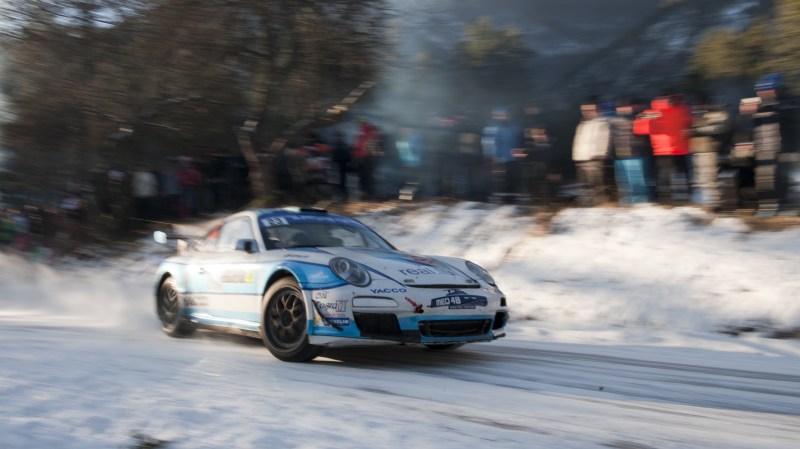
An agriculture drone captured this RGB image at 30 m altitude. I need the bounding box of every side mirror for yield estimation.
[235,239,258,253]
[153,231,168,245]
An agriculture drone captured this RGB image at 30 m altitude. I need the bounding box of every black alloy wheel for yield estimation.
[157,277,194,337]
[261,277,322,362]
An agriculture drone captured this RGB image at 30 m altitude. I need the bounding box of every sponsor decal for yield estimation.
[261,217,290,227]
[263,214,361,227]
[316,300,347,313]
[220,270,246,283]
[313,299,350,328]
[398,266,458,277]
[404,297,425,314]
[312,290,330,300]
[409,255,437,265]
[309,271,332,281]
[429,290,488,309]
[285,254,310,259]
[355,251,436,266]
[184,294,208,307]
[370,287,407,294]
[327,317,351,327]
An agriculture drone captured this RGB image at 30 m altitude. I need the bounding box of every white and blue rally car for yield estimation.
[154,207,508,362]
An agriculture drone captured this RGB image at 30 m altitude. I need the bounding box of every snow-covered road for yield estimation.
[1,319,798,449]
[2,203,799,448]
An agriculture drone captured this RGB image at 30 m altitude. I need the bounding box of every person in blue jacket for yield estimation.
[482,108,525,194]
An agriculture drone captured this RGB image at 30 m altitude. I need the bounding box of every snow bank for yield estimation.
[2,202,799,336]
[360,203,800,333]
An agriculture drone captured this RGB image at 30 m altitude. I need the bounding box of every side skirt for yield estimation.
[190,322,262,339]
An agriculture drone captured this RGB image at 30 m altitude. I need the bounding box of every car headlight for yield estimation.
[466,261,495,286]
[329,257,371,287]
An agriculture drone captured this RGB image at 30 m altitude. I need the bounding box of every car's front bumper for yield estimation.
[306,284,508,347]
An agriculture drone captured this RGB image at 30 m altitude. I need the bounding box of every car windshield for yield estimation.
[260,221,395,250]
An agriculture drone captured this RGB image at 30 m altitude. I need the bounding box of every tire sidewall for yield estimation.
[158,277,193,337]
[261,277,321,362]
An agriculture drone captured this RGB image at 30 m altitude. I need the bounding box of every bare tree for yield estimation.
[1,0,387,201]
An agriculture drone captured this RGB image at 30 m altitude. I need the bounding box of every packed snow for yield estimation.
[1,203,799,449]
[361,203,800,334]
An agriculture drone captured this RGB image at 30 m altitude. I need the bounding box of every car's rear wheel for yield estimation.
[157,277,195,337]
[261,277,322,362]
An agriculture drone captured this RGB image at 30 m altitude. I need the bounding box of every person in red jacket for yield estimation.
[634,94,692,203]
[353,121,377,199]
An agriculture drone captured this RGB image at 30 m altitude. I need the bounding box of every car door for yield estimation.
[203,217,263,329]
[181,224,224,316]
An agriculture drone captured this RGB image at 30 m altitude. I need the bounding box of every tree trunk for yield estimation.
[237,120,268,200]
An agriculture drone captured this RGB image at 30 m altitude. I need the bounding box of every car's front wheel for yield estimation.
[261,277,322,362]
[157,277,195,337]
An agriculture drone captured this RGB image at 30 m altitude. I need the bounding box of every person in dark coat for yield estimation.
[689,95,732,209]
[751,73,799,215]
[331,132,352,202]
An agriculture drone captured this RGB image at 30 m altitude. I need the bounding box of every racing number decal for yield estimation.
[261,217,290,227]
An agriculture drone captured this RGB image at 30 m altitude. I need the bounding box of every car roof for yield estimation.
[250,207,368,228]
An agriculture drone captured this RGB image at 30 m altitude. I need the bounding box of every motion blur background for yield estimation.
[2,0,800,256]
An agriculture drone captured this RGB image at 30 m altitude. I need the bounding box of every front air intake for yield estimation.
[353,313,402,338]
[418,319,492,337]
[492,312,508,330]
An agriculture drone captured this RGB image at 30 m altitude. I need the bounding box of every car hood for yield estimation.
[297,247,480,288]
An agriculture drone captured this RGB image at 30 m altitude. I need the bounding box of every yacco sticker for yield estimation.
[398,266,458,277]
[429,290,488,309]
[370,288,407,294]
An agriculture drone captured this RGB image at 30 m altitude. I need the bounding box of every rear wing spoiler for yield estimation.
[153,230,201,254]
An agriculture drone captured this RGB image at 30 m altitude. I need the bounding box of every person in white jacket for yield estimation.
[572,101,612,203]
[132,165,159,221]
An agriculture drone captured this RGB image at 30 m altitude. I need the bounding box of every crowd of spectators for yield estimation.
[568,74,799,215]
[0,151,250,260]
[274,73,798,217]
[4,73,800,262]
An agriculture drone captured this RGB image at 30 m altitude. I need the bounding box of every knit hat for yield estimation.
[755,73,783,92]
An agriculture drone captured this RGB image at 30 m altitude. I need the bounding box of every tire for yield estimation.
[261,277,322,362]
[157,277,195,337]
[425,343,465,351]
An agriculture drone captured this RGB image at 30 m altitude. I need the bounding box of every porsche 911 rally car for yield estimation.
[154,207,508,362]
